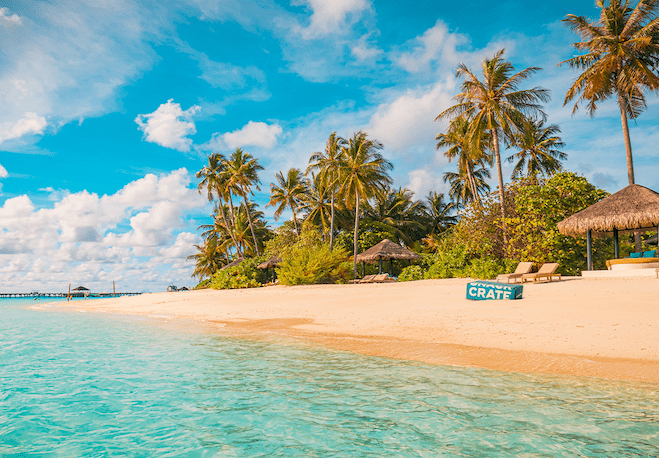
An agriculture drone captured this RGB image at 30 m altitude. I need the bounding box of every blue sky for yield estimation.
[1,0,658,292]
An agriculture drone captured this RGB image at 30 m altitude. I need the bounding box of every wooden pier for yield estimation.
[0,292,142,299]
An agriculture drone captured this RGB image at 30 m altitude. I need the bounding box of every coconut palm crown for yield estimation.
[436,116,492,206]
[307,132,347,250]
[267,168,309,234]
[561,0,659,185]
[437,49,550,241]
[337,131,393,278]
[225,148,264,256]
[507,120,567,181]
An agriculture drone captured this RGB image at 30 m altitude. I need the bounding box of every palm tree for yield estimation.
[225,148,264,256]
[267,168,309,234]
[437,49,550,241]
[561,0,659,185]
[187,236,228,279]
[364,187,426,245]
[424,191,459,235]
[337,131,393,278]
[307,132,347,250]
[300,173,332,235]
[233,200,269,257]
[196,153,242,257]
[436,117,491,206]
[507,119,567,181]
[443,163,491,207]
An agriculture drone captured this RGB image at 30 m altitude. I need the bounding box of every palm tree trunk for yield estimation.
[217,196,241,258]
[229,193,242,255]
[242,187,261,256]
[292,208,299,234]
[618,93,641,251]
[329,190,335,250]
[466,162,480,206]
[618,94,635,185]
[492,128,508,244]
[353,190,360,279]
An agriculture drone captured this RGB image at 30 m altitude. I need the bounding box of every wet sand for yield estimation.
[57,278,659,383]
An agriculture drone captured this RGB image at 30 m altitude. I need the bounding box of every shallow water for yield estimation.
[1,298,658,457]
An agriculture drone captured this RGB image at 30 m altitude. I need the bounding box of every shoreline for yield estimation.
[51,278,659,383]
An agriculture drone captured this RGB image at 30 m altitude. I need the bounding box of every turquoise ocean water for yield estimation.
[1,298,658,457]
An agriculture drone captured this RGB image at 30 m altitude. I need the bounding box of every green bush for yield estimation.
[277,242,351,285]
[398,265,425,282]
[464,258,516,280]
[424,243,469,279]
[210,258,263,290]
[194,278,211,290]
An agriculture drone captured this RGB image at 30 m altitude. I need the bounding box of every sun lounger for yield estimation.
[497,262,534,283]
[372,273,396,283]
[349,274,377,284]
[521,263,561,283]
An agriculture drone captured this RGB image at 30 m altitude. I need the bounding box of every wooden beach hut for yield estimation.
[257,256,282,283]
[355,239,421,275]
[557,184,659,270]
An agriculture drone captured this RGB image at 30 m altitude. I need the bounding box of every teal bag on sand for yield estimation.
[466,281,523,300]
[630,252,642,258]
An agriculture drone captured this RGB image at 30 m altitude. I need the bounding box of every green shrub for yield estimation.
[277,242,351,285]
[398,265,425,282]
[424,243,469,279]
[210,258,263,290]
[464,257,514,280]
[194,278,211,290]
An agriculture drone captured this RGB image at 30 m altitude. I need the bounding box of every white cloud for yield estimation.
[135,99,200,152]
[0,7,21,26]
[366,81,455,153]
[0,164,7,179]
[0,169,207,291]
[0,112,47,144]
[198,58,266,91]
[210,121,283,150]
[406,169,448,200]
[351,35,382,61]
[0,0,161,152]
[395,20,468,74]
[295,0,370,39]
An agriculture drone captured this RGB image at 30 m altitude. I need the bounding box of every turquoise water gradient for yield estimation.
[1,299,658,457]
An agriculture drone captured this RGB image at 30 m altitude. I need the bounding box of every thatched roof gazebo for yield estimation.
[257,256,282,283]
[557,184,659,270]
[257,256,282,269]
[355,239,421,274]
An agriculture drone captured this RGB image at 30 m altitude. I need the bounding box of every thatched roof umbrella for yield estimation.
[355,239,421,274]
[72,286,90,291]
[257,256,282,283]
[220,258,244,271]
[257,256,282,269]
[557,184,659,270]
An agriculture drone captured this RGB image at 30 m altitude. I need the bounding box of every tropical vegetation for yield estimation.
[188,2,658,288]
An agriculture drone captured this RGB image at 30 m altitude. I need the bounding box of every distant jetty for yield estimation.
[0,292,142,299]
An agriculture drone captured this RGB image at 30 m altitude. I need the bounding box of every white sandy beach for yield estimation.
[58,277,659,382]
